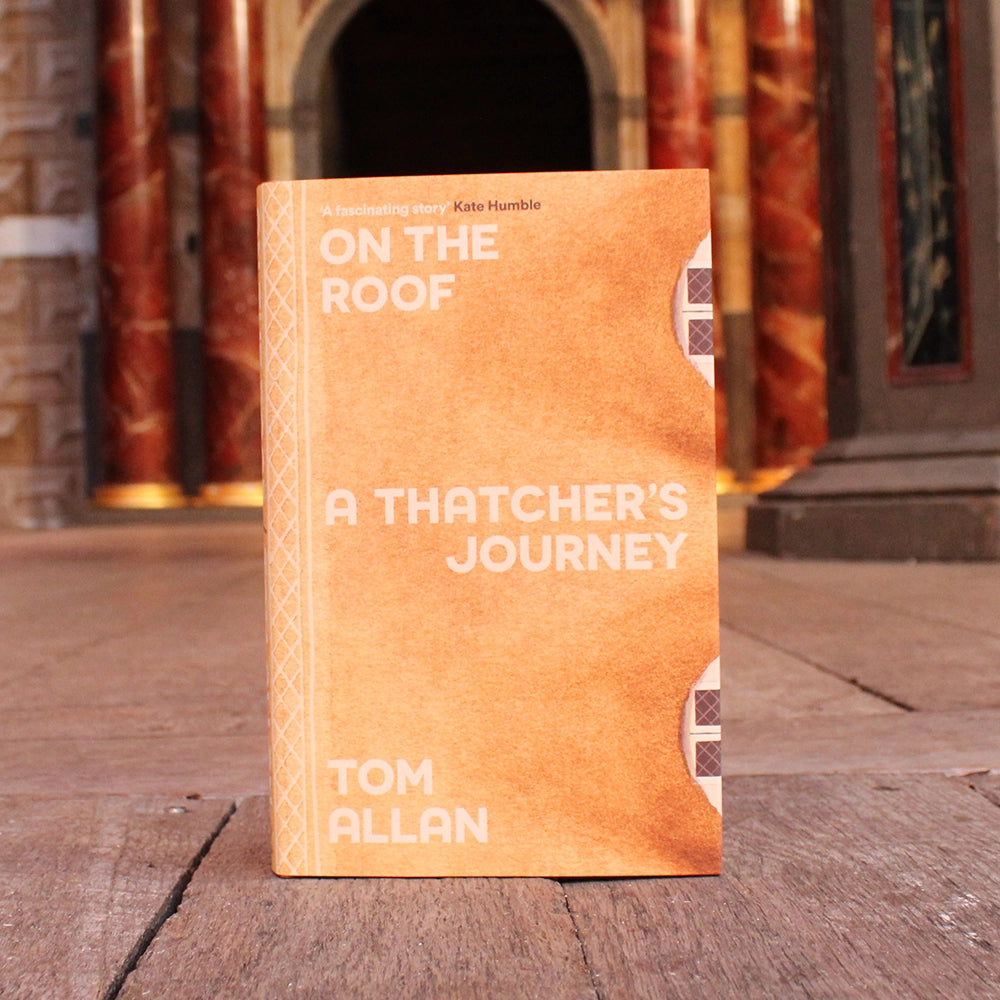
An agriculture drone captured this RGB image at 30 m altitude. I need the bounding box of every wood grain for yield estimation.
[720,624,903,721]
[117,796,597,1000]
[0,521,268,799]
[965,771,1000,809]
[724,709,1000,776]
[4,525,999,999]
[566,774,1000,999]
[0,733,268,798]
[0,795,233,1000]
[720,556,1000,711]
[733,552,1000,638]
[0,524,266,736]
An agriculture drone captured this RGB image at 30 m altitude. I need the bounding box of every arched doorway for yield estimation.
[291,0,621,179]
[321,0,593,177]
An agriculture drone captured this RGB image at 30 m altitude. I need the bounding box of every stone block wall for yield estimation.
[0,0,95,528]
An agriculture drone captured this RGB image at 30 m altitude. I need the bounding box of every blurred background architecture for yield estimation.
[0,0,996,558]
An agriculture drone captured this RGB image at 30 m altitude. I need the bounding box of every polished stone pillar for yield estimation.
[747,0,827,470]
[646,0,713,168]
[708,0,755,482]
[747,0,1000,559]
[94,0,182,507]
[646,0,721,460]
[199,0,267,506]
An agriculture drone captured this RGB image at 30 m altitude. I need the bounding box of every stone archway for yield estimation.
[291,0,620,178]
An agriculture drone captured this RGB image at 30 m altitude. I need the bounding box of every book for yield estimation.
[258,169,721,877]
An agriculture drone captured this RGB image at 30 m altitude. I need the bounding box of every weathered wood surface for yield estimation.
[1,525,266,735]
[721,625,904,721]
[728,555,1000,637]
[719,561,1000,778]
[566,774,1000,1000]
[0,795,233,1000]
[4,523,1000,999]
[1,522,268,798]
[720,554,1000,711]
[117,797,597,1000]
[0,734,268,798]
[966,771,1000,809]
[724,708,1000,776]
[111,776,1000,999]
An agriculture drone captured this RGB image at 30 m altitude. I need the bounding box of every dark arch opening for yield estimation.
[324,0,593,176]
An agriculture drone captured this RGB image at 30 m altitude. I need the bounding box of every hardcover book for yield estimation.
[258,170,721,877]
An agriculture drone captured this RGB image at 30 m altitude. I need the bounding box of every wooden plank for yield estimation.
[117,797,597,1000]
[719,558,1000,711]
[728,554,1000,638]
[964,771,1000,809]
[0,523,263,680]
[1,694,266,744]
[0,523,268,804]
[0,522,262,618]
[720,626,903,722]
[0,795,233,1000]
[0,593,266,742]
[0,734,268,798]
[566,774,1000,999]
[0,614,267,741]
[724,709,1000,776]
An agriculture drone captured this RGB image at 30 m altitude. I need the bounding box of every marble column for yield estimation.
[646,0,722,460]
[708,0,755,482]
[747,0,1000,560]
[94,0,183,507]
[646,0,713,168]
[199,0,266,505]
[747,0,827,470]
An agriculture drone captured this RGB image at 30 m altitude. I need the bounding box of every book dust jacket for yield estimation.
[258,170,721,878]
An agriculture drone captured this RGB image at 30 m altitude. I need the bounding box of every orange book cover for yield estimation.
[258,170,721,877]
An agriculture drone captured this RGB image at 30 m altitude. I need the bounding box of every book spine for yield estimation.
[258,182,309,875]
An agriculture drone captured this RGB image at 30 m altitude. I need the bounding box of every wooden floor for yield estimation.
[3,513,1000,999]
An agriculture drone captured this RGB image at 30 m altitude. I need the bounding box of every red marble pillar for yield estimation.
[95,0,182,507]
[747,0,827,470]
[646,0,725,462]
[199,0,267,505]
[646,0,714,168]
